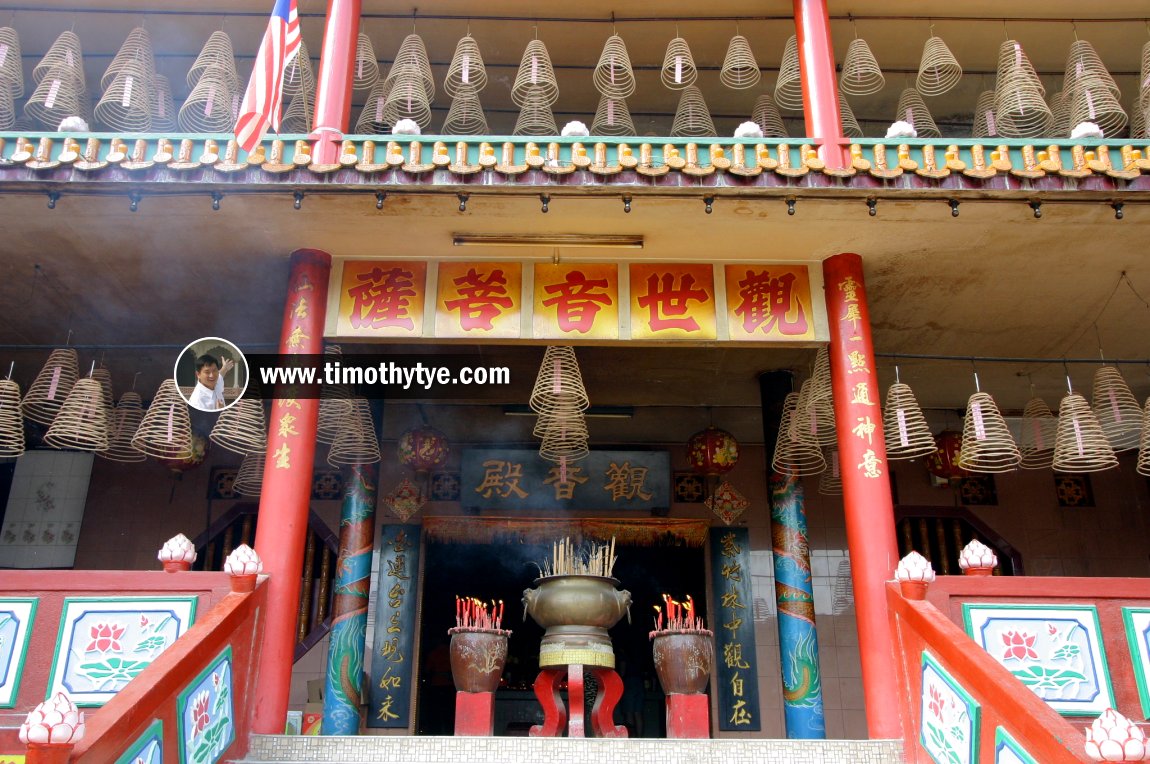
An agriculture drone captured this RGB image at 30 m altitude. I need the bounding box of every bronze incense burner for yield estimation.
[523,574,631,668]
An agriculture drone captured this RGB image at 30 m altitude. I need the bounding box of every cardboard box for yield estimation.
[302,712,322,736]
[284,710,303,735]
[302,678,324,735]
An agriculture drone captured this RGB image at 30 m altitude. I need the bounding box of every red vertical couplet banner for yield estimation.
[252,248,332,734]
[822,252,901,739]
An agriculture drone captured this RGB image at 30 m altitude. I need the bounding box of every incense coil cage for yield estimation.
[384,34,435,103]
[593,35,636,99]
[34,31,86,93]
[840,37,885,96]
[355,77,394,134]
[442,90,489,135]
[882,382,937,460]
[1052,392,1118,473]
[328,398,381,466]
[95,60,153,132]
[592,95,634,136]
[1018,397,1057,470]
[444,35,487,97]
[959,391,1020,473]
[179,66,237,133]
[772,392,827,477]
[513,87,558,136]
[99,392,146,463]
[1090,366,1143,452]
[751,94,788,138]
[670,85,715,138]
[838,92,864,138]
[818,449,843,495]
[101,27,154,91]
[43,378,109,452]
[0,379,25,458]
[353,32,380,91]
[720,34,761,90]
[25,66,85,128]
[150,74,176,131]
[0,27,24,98]
[234,449,265,496]
[774,35,804,111]
[188,31,238,89]
[916,36,962,97]
[894,88,940,138]
[210,397,267,456]
[661,36,697,90]
[131,379,193,460]
[512,39,559,107]
[22,348,79,426]
[1137,398,1150,477]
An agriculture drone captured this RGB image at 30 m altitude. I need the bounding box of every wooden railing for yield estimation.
[191,502,338,661]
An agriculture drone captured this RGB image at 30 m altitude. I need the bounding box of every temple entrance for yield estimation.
[415,533,707,737]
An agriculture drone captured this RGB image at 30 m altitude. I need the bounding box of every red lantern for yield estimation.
[156,433,210,475]
[397,426,449,474]
[926,430,967,480]
[686,426,740,476]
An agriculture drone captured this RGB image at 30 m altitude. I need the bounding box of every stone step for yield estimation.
[237,734,905,764]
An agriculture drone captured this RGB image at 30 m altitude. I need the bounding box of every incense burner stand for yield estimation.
[529,664,626,738]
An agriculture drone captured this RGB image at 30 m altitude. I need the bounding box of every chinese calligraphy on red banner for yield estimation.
[629,263,717,340]
[436,262,522,338]
[337,261,427,337]
[533,263,619,339]
[725,265,815,341]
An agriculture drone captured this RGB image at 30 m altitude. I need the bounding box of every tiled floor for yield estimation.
[241,734,905,764]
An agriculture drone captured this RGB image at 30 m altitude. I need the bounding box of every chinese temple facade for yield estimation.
[0,1,1149,763]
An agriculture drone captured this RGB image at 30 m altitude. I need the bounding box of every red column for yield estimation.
[793,0,848,169]
[822,253,901,739]
[311,0,362,163]
[251,248,331,734]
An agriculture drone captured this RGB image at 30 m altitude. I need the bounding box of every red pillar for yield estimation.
[251,248,332,734]
[822,253,901,739]
[311,0,362,164]
[793,0,848,169]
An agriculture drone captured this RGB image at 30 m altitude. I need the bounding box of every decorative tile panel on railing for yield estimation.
[114,718,163,764]
[176,647,234,764]
[1121,607,1150,718]
[994,726,1039,764]
[920,651,980,764]
[47,596,198,706]
[0,597,37,707]
[962,603,1115,717]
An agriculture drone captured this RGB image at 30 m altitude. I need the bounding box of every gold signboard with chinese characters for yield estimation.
[329,260,827,344]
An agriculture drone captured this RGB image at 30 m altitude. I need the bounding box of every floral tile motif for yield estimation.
[48,597,198,706]
[176,647,234,764]
[994,726,1038,764]
[963,603,1114,716]
[920,651,980,764]
[114,718,163,764]
[0,598,38,707]
[1121,607,1150,718]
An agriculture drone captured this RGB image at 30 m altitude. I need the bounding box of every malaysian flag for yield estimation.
[234,0,301,152]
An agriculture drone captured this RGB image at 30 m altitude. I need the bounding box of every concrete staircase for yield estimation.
[236,734,905,764]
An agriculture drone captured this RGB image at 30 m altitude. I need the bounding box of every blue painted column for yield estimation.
[321,460,378,734]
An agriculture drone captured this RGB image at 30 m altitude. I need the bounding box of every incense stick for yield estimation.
[538,535,618,578]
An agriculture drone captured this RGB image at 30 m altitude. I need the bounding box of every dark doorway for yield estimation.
[416,538,707,736]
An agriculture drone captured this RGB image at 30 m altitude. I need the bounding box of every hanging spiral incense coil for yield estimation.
[1131,100,1149,140]
[661,36,697,90]
[916,35,962,97]
[0,27,24,98]
[840,37,885,96]
[592,95,635,136]
[772,392,826,477]
[132,379,193,460]
[178,65,236,133]
[838,92,864,138]
[971,89,1004,138]
[25,66,84,128]
[513,86,558,135]
[90,367,115,436]
[1137,398,1150,477]
[95,59,153,131]
[384,34,434,102]
[959,391,1021,473]
[671,85,715,137]
[210,397,267,456]
[818,448,844,496]
[22,349,79,426]
[1052,392,1118,473]
[355,76,394,134]
[444,34,486,97]
[383,70,433,129]
[894,88,940,138]
[34,31,86,93]
[751,94,788,137]
[994,40,1051,138]
[512,39,559,107]
[882,382,937,460]
[234,449,265,496]
[188,31,238,89]
[101,27,154,91]
[529,346,590,417]
[328,397,381,466]
[537,413,590,463]
[281,88,316,133]
[774,35,804,111]
[353,32,380,91]
[593,34,637,99]
[283,40,314,99]
[789,378,835,448]
[99,391,146,463]
[1063,39,1121,100]
[1068,77,1127,137]
[720,34,760,90]
[43,378,109,452]
[150,74,176,130]
[1019,397,1057,470]
[0,84,15,130]
[1048,90,1071,138]
[1091,366,1143,452]
[0,379,25,458]
[442,90,489,134]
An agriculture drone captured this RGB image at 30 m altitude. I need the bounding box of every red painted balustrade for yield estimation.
[0,570,266,762]
[890,576,1150,763]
